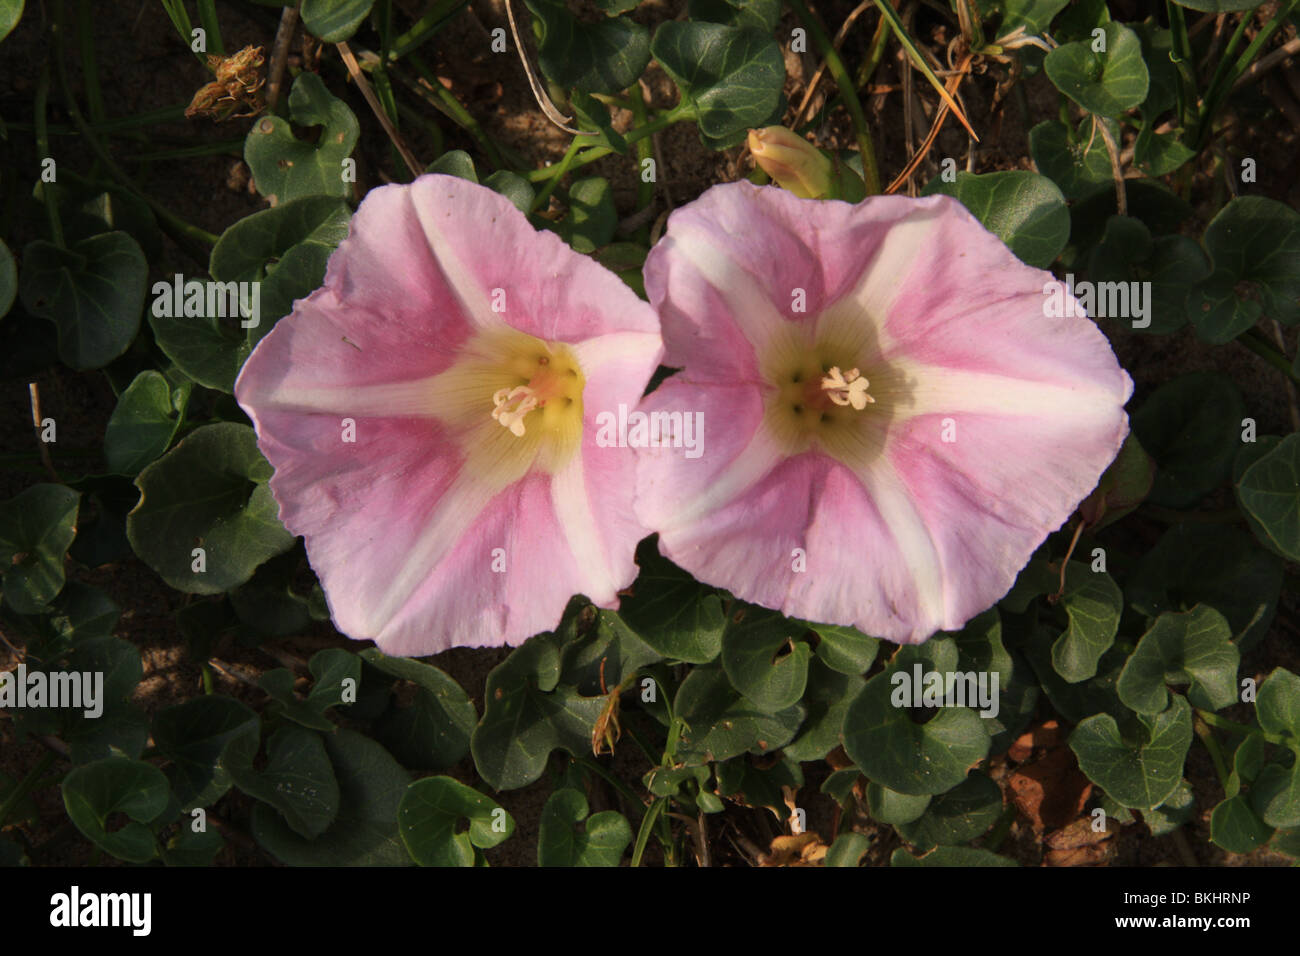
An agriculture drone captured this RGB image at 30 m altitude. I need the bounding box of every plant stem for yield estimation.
[35,62,66,248]
[76,0,106,124]
[1165,0,1196,132]
[1197,710,1288,745]
[389,0,468,60]
[530,135,584,212]
[1238,328,1300,383]
[197,0,224,56]
[404,53,505,168]
[1194,716,1231,790]
[628,82,656,218]
[1195,2,1299,148]
[788,0,881,194]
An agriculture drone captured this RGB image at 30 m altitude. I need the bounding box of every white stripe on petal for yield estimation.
[365,471,506,641]
[892,361,1122,424]
[571,331,662,376]
[668,224,794,359]
[852,454,947,632]
[550,450,618,602]
[247,377,442,418]
[410,185,494,328]
[656,426,786,532]
[837,214,939,349]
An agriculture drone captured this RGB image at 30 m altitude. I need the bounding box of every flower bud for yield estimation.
[747,127,834,199]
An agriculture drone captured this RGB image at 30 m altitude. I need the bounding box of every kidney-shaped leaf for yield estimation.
[399,776,514,867]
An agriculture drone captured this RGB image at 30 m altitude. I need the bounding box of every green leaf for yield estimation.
[0,483,80,615]
[570,92,629,155]
[1028,118,1115,200]
[161,826,225,867]
[0,0,22,43]
[1236,433,1300,561]
[781,657,862,762]
[721,603,811,711]
[1131,371,1245,508]
[0,238,16,318]
[482,170,535,214]
[1069,696,1193,809]
[1170,0,1271,12]
[672,664,805,764]
[801,620,879,676]
[618,542,725,663]
[153,696,259,807]
[688,0,781,30]
[1188,197,1300,338]
[1257,668,1300,738]
[56,637,147,764]
[470,635,605,790]
[1142,778,1196,836]
[1051,562,1122,683]
[251,729,411,865]
[426,149,478,181]
[558,606,662,697]
[62,757,168,863]
[154,196,350,392]
[555,177,617,254]
[842,640,990,796]
[996,0,1069,37]
[1211,795,1273,853]
[398,776,514,866]
[890,846,1016,866]
[260,648,362,731]
[1252,760,1300,830]
[127,422,296,594]
[19,232,146,369]
[360,648,477,770]
[104,370,191,476]
[1085,216,1206,335]
[538,788,631,866]
[1044,23,1149,118]
[244,72,358,204]
[824,831,870,866]
[651,21,785,149]
[895,772,1003,849]
[921,170,1069,268]
[301,0,376,42]
[1116,606,1239,715]
[224,724,340,839]
[525,0,652,94]
[1127,522,1281,652]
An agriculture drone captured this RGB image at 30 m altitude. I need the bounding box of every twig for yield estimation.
[504,0,582,134]
[1233,37,1300,89]
[28,384,60,482]
[336,40,423,177]
[885,51,974,193]
[793,0,875,129]
[1094,115,1126,216]
[265,1,300,111]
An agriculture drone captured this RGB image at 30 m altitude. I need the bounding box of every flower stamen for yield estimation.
[820,366,874,410]
[492,385,540,436]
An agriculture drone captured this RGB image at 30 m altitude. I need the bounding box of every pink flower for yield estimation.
[635,182,1131,644]
[235,175,663,654]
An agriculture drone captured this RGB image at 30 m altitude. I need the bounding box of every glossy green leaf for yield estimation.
[895,771,1002,849]
[651,21,784,149]
[538,788,631,866]
[1127,522,1281,652]
[398,776,514,867]
[260,648,362,731]
[361,648,477,770]
[921,170,1069,268]
[127,423,296,594]
[1236,434,1300,561]
[1070,695,1192,809]
[1044,23,1149,117]
[558,606,662,697]
[224,724,340,838]
[556,177,617,254]
[1051,562,1122,683]
[525,0,651,94]
[673,664,804,765]
[688,0,781,30]
[251,729,411,865]
[62,757,168,863]
[801,620,879,676]
[1210,735,1273,852]
[0,0,22,43]
[426,150,477,181]
[1117,606,1239,715]
[781,658,862,762]
[244,72,358,204]
[19,232,146,369]
[842,641,990,796]
[824,831,870,866]
[104,371,191,476]
[0,483,80,615]
[1131,371,1245,508]
[301,0,375,41]
[1028,118,1114,200]
[482,170,535,214]
[1188,198,1300,339]
[721,603,811,711]
[471,635,605,790]
[1257,668,1300,738]
[153,696,259,808]
[618,542,725,663]
[996,0,1069,37]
